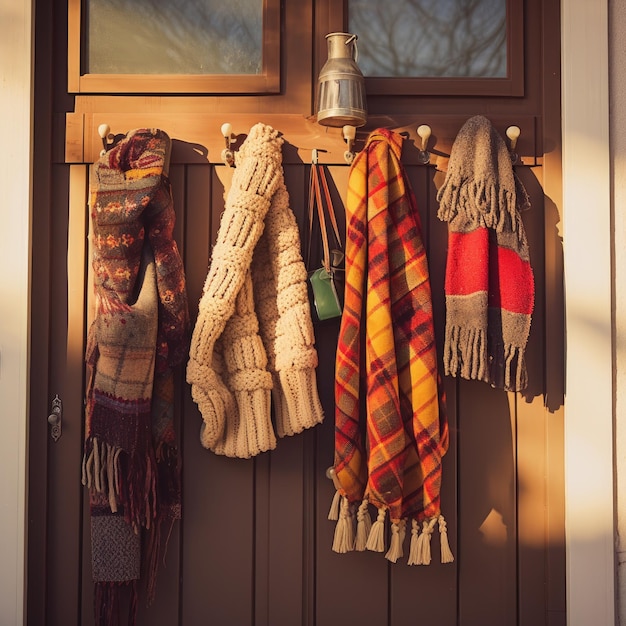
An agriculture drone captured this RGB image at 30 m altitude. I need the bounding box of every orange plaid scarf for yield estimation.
[332,129,451,563]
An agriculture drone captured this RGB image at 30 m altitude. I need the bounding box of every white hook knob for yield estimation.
[506,125,521,151]
[417,124,431,152]
[98,124,111,156]
[342,125,356,142]
[97,124,110,140]
[343,125,357,165]
[220,123,235,166]
[221,123,233,141]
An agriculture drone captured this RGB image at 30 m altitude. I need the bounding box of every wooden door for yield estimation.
[28,1,565,624]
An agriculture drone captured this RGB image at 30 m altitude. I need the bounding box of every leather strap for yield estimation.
[307,155,342,273]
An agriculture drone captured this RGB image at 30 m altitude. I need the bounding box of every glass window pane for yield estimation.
[348,0,507,78]
[86,0,263,75]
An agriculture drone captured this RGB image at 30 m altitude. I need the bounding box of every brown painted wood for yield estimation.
[30,1,565,625]
[27,0,56,618]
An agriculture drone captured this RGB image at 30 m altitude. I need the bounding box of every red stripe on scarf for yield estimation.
[446,228,534,314]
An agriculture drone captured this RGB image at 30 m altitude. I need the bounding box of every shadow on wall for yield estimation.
[516,166,565,414]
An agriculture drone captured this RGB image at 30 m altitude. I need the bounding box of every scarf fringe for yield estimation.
[501,343,528,392]
[327,489,341,521]
[94,580,138,626]
[444,325,528,391]
[331,496,355,553]
[326,491,456,565]
[437,179,526,242]
[366,507,387,553]
[82,436,158,533]
[443,325,489,383]
[385,520,405,563]
[355,498,372,551]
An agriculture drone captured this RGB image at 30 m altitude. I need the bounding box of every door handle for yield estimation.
[47,394,62,442]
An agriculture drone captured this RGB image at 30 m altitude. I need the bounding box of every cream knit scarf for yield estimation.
[187,123,324,458]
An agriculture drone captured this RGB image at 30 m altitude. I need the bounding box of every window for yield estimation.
[340,0,523,96]
[68,0,281,93]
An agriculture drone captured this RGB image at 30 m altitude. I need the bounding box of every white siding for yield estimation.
[562,0,615,624]
[0,1,32,623]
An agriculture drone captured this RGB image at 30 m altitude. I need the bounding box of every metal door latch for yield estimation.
[48,394,62,442]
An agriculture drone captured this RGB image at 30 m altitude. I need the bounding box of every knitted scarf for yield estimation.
[437,115,534,391]
[332,128,451,565]
[83,128,189,625]
[187,123,324,459]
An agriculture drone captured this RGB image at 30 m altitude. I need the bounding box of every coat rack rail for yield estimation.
[66,113,539,166]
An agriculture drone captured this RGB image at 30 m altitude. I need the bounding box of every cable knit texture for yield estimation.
[187,123,324,458]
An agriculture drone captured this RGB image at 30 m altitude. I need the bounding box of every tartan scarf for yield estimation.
[333,128,451,564]
[437,115,534,391]
[83,128,189,625]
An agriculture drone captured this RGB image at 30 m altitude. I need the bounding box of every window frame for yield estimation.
[67,0,281,94]
[335,0,524,97]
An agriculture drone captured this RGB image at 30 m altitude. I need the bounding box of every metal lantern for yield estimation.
[316,32,367,128]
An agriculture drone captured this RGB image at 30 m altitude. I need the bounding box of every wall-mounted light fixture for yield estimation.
[316,32,367,128]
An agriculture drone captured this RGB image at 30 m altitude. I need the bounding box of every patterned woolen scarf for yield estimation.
[83,128,189,625]
[333,129,451,565]
[437,115,534,391]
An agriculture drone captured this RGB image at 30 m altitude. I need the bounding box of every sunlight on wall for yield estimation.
[0,1,31,624]
[612,4,626,624]
[562,1,613,621]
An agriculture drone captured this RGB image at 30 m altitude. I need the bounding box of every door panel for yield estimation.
[43,133,560,626]
[30,0,564,624]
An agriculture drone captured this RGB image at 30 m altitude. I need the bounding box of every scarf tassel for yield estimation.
[407,519,421,565]
[327,489,341,521]
[439,515,455,564]
[385,519,406,563]
[331,496,355,553]
[366,507,387,553]
[355,498,372,551]
[407,515,455,565]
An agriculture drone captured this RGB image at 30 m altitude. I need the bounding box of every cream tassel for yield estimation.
[407,519,421,565]
[328,489,341,521]
[366,507,387,553]
[419,518,438,565]
[385,521,403,563]
[438,515,455,563]
[326,467,343,521]
[355,498,372,551]
[332,496,354,553]
[398,519,407,559]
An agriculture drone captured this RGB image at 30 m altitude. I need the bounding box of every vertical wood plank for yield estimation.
[137,163,187,626]
[314,162,388,626]
[457,382,518,626]
[259,164,309,626]
[389,165,458,626]
[516,166,549,626]
[541,2,566,622]
[57,164,89,626]
[181,163,256,626]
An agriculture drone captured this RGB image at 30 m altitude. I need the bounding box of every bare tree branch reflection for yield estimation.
[349,0,506,78]
[88,0,263,74]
